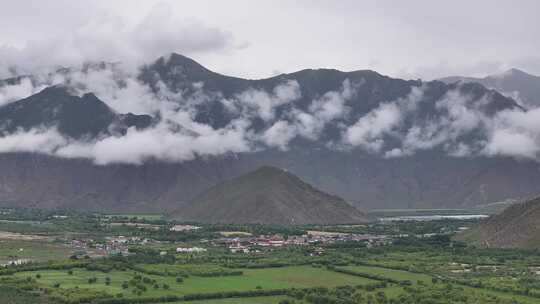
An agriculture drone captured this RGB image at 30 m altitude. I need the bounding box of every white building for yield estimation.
[176,247,207,253]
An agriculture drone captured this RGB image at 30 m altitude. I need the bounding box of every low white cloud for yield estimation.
[0,128,67,154]
[343,86,422,152]
[483,129,539,159]
[478,107,540,160]
[57,119,251,165]
[261,120,297,150]
[3,65,540,164]
[292,79,357,140]
[340,83,540,161]
[344,102,401,152]
[384,148,406,158]
[233,80,301,121]
[0,118,252,166]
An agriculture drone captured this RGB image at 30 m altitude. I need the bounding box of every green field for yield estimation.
[0,240,72,264]
[14,266,375,301]
[3,209,540,304]
[338,264,540,304]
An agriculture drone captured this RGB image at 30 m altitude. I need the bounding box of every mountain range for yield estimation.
[0,53,540,214]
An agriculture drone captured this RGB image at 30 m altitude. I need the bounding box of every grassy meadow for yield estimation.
[14,266,375,300]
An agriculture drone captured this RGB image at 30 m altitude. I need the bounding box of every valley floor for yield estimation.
[1,208,540,303]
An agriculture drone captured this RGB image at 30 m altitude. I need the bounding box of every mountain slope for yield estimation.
[0,86,152,138]
[457,197,540,248]
[0,54,536,212]
[439,68,540,108]
[172,166,367,225]
[1,150,540,212]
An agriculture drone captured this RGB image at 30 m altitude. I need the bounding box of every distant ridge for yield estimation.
[172,166,368,225]
[439,68,540,108]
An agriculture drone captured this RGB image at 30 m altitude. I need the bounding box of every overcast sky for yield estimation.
[1,0,539,80]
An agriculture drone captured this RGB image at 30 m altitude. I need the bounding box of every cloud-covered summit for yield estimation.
[1,52,538,165]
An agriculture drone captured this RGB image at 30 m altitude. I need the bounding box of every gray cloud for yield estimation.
[1,1,539,79]
[1,0,540,164]
[0,78,47,106]
[0,2,237,78]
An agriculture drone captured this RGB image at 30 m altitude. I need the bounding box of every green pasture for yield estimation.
[14,266,375,300]
[0,240,72,264]
[339,264,540,304]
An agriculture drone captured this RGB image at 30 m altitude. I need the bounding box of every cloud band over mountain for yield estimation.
[0,52,539,165]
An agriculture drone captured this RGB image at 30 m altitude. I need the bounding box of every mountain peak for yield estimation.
[157,53,212,73]
[0,85,152,138]
[172,166,367,225]
[37,84,72,95]
[251,165,287,176]
[491,68,531,79]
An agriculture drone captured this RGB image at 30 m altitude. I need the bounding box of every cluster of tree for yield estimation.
[104,215,167,226]
[128,263,241,278]
[223,261,293,269]
[93,288,289,304]
[438,275,540,299]
[0,207,95,222]
[286,285,391,304]
[191,270,243,277]
[182,288,288,301]
[0,284,54,304]
[0,261,88,275]
[326,266,409,285]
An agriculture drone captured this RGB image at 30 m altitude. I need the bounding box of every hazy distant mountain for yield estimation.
[0,54,539,213]
[172,166,368,225]
[439,68,540,108]
[457,196,540,248]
